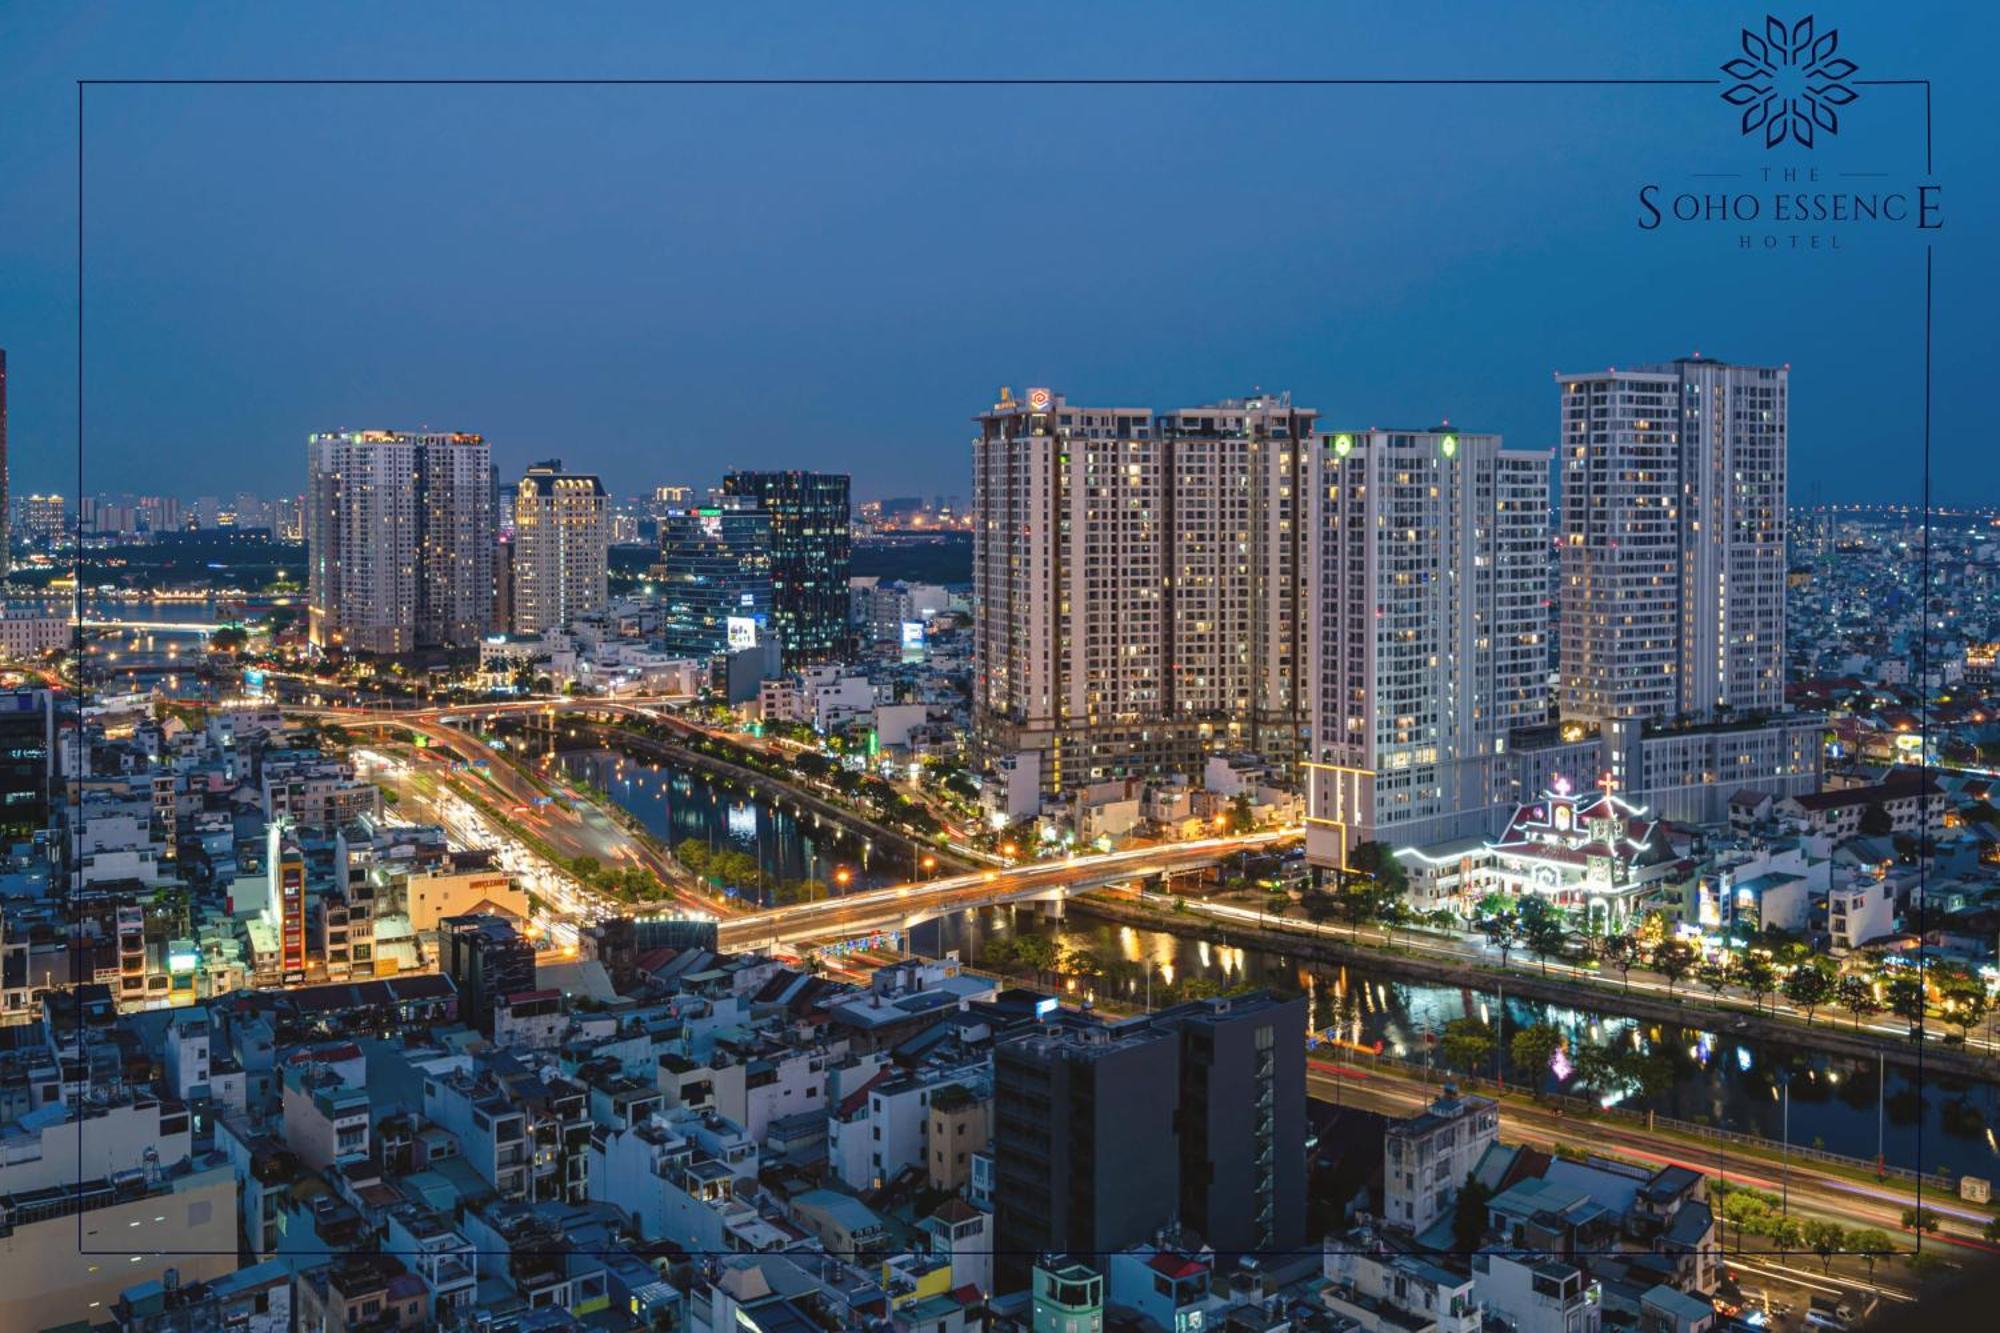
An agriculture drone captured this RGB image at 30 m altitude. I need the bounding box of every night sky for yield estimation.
[0,3,1992,505]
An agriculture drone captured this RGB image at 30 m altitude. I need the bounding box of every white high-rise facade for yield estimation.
[1557,357,1787,725]
[1304,429,1551,869]
[511,461,609,635]
[306,430,494,654]
[972,389,1315,796]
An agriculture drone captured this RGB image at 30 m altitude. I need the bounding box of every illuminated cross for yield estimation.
[1551,775,1572,797]
[1600,770,1620,795]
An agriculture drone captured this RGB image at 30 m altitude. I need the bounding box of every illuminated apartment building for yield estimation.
[972,388,1316,797]
[306,430,494,653]
[1551,358,1816,822]
[1557,357,1786,725]
[511,460,609,635]
[1304,428,1551,868]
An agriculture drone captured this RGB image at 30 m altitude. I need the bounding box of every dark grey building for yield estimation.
[441,914,535,1035]
[991,990,1306,1277]
[651,500,774,659]
[1163,989,1308,1254]
[721,470,851,665]
[993,1007,1179,1285]
[0,688,52,843]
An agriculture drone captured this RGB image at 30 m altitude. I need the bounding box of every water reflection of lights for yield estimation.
[1736,1046,1754,1073]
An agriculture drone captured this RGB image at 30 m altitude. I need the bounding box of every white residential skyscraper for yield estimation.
[511,460,609,635]
[972,389,1316,798]
[306,430,494,654]
[1304,428,1550,869]
[1557,357,1787,725]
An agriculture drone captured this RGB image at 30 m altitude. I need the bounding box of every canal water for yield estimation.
[569,739,2000,1180]
[74,595,265,699]
[917,905,2000,1181]
[558,748,899,903]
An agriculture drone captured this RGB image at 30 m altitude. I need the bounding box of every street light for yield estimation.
[1775,1073,1792,1216]
[834,867,853,888]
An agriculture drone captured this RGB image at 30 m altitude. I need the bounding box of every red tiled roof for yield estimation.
[838,1068,893,1118]
[1147,1252,1210,1281]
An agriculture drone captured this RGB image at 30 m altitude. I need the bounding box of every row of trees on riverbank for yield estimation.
[1264,859,1997,1045]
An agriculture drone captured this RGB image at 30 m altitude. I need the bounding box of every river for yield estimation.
[915,905,2000,1181]
[74,594,246,699]
[571,751,2000,1179]
[558,747,900,904]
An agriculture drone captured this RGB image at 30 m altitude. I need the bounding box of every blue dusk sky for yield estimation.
[0,2,1993,505]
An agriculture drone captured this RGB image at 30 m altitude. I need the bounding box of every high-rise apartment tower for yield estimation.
[306,431,495,653]
[510,460,608,635]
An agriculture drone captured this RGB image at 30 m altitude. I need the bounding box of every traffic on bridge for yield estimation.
[718,830,1298,951]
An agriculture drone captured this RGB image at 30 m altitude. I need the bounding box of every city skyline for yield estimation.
[0,3,1991,504]
[2,8,1997,1326]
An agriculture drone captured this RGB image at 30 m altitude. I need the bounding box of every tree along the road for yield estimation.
[1837,973,1879,1030]
[1652,939,1697,996]
[1571,1040,1624,1097]
[1886,975,1930,1037]
[1802,1219,1847,1274]
[1336,841,1411,945]
[1782,962,1837,1026]
[1938,969,1992,1040]
[1602,933,1638,992]
[1739,955,1779,1015]
[1483,911,1520,969]
[1059,945,1103,984]
[1518,898,1568,977]
[1348,840,1408,898]
[1508,1024,1565,1094]
[1440,1017,1496,1080]
[1569,1040,1672,1105]
[1012,935,1062,988]
[1847,1227,1895,1282]
[1901,1206,1941,1234]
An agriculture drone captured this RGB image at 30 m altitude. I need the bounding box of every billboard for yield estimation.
[726,616,759,650]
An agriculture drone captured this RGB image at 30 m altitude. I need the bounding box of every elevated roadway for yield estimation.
[718,831,1297,951]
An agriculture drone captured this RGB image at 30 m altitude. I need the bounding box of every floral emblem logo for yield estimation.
[1720,15,1860,148]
